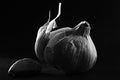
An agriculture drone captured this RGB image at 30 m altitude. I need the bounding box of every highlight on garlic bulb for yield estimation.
[35,2,97,74]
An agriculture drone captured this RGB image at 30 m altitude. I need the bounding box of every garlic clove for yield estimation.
[35,3,62,62]
[8,58,41,77]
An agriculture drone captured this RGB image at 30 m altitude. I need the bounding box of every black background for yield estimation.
[0,0,119,80]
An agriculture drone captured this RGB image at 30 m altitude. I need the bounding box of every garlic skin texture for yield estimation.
[35,3,97,73]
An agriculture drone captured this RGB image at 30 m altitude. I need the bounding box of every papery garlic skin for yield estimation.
[86,35,97,69]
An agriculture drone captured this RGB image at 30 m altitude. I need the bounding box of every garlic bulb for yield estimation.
[35,2,97,73]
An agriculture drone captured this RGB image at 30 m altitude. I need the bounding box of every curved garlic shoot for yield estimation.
[45,3,62,34]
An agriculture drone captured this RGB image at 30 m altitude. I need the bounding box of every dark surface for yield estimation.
[0,0,119,80]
